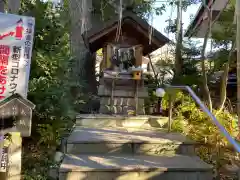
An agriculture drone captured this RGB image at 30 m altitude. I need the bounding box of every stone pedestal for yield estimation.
[7,132,21,180]
[98,72,148,115]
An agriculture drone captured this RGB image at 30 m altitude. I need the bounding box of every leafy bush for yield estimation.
[162,91,239,178]
[19,1,81,179]
[162,91,236,143]
[20,1,77,146]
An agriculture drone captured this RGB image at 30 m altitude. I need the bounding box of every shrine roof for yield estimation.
[0,93,36,109]
[184,0,229,38]
[83,11,170,55]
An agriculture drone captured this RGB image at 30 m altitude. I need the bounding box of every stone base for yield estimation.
[99,97,145,115]
[97,76,148,115]
[7,132,22,180]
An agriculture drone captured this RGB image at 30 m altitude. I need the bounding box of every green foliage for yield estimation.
[212,1,236,46]
[93,0,166,22]
[163,91,236,141]
[162,91,238,178]
[17,0,238,179]
[209,48,231,75]
[22,142,58,180]
[146,39,202,112]
[132,0,166,18]
[19,0,74,171]
[165,0,201,34]
[209,1,236,75]
[151,40,201,88]
[162,90,237,145]
[148,1,238,177]
[167,0,201,11]
[19,1,78,179]
[20,0,75,142]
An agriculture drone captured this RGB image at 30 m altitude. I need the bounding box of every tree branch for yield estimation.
[200,0,213,112]
[216,41,236,115]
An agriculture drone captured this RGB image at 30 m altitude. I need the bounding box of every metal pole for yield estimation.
[111,78,115,114]
[236,0,240,140]
[168,95,173,132]
[135,80,139,116]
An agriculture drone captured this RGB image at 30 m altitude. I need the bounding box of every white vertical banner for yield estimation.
[0,13,35,99]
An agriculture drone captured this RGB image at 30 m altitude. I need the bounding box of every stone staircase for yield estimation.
[58,114,213,180]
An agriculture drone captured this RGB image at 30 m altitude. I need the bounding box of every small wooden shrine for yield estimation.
[83,10,169,115]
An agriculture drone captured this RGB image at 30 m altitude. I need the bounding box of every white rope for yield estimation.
[115,0,123,42]
[100,0,105,21]
[119,0,123,23]
[80,0,87,34]
[77,0,91,34]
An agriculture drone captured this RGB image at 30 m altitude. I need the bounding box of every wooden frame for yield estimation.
[102,43,143,71]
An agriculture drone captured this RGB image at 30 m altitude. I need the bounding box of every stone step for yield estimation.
[59,154,213,180]
[76,114,169,129]
[66,127,195,156]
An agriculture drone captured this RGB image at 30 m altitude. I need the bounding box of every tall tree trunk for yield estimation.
[201,1,213,112]
[169,0,183,129]
[0,0,5,12]
[216,41,235,114]
[8,0,20,13]
[69,0,98,112]
[69,0,97,95]
[174,0,183,82]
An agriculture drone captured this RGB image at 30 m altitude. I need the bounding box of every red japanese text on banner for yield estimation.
[0,13,35,99]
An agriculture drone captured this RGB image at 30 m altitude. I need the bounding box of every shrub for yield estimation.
[162,91,239,178]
